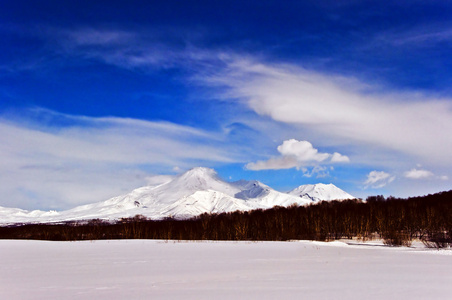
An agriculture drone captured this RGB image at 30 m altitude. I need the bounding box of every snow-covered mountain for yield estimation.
[288,183,355,202]
[0,167,355,224]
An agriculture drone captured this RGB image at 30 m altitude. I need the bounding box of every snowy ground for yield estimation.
[0,240,451,300]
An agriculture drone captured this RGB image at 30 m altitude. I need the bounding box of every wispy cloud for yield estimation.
[404,168,434,179]
[364,171,395,189]
[301,165,332,178]
[205,57,452,168]
[0,109,242,210]
[375,25,452,47]
[51,27,208,71]
[67,28,136,46]
[46,29,452,170]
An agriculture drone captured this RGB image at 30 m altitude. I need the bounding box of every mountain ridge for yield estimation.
[0,167,355,224]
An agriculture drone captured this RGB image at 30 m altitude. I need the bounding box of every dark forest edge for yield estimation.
[1,191,452,248]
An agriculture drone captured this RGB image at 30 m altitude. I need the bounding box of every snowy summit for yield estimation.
[0,167,355,224]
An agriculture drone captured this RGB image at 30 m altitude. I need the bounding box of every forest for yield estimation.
[1,190,451,248]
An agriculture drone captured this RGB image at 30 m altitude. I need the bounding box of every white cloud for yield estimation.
[50,29,452,167]
[23,28,452,171]
[331,152,350,163]
[0,109,241,210]
[278,139,330,162]
[246,139,349,170]
[404,168,434,179]
[301,166,330,178]
[364,171,395,189]
[208,57,452,168]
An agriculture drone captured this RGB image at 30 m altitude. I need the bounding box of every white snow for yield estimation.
[0,167,355,224]
[0,239,450,300]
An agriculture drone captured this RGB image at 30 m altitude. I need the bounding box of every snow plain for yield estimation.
[0,240,451,300]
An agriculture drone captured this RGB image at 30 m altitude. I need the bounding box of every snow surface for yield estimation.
[0,239,450,300]
[0,167,355,224]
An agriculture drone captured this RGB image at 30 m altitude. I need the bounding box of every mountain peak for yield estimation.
[164,167,236,196]
[288,183,355,202]
[182,167,217,178]
[176,167,218,185]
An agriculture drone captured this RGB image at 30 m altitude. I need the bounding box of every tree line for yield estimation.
[1,190,451,247]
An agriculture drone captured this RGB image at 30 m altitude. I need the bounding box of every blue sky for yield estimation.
[1,0,452,210]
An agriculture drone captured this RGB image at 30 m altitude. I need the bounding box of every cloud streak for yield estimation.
[49,29,452,168]
[51,27,209,71]
[0,109,242,210]
[207,57,452,168]
[374,24,452,47]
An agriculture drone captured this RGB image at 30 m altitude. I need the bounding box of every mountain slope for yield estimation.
[161,190,253,219]
[0,167,355,224]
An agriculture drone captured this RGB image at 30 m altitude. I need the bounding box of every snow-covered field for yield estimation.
[0,240,450,300]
